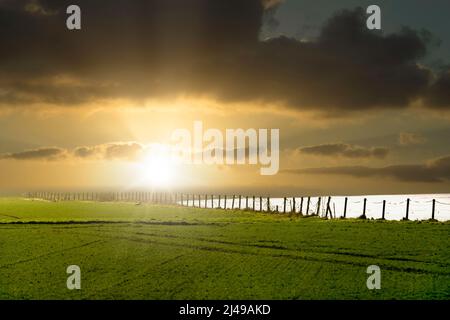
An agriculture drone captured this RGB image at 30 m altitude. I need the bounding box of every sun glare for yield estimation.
[134,144,177,187]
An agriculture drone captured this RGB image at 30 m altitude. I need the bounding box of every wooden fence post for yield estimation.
[218,195,221,209]
[343,197,348,218]
[292,197,296,213]
[299,197,303,215]
[316,197,321,216]
[224,195,227,209]
[405,198,410,220]
[252,196,255,211]
[267,197,270,212]
[232,195,235,209]
[283,197,287,213]
[238,195,242,209]
[326,197,332,218]
[382,200,386,219]
[306,197,310,215]
[363,198,367,218]
[260,197,263,212]
[432,199,436,220]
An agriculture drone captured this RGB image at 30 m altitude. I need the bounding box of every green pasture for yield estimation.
[0,198,448,299]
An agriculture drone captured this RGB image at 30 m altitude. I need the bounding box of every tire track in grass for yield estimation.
[84,253,187,298]
[69,227,450,276]
[2,224,446,269]
[0,240,106,269]
[62,228,267,299]
[110,235,450,276]
[0,214,21,219]
[102,229,450,270]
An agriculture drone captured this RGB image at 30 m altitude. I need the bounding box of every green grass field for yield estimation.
[0,197,449,300]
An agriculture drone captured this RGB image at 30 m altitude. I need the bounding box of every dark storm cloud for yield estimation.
[299,143,389,159]
[0,80,117,106]
[0,1,449,111]
[423,71,450,109]
[0,147,67,160]
[283,155,450,183]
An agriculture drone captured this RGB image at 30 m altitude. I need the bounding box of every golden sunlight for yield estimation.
[137,144,176,187]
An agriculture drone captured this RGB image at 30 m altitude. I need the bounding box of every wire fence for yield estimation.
[25,192,450,222]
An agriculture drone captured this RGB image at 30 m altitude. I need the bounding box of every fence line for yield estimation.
[23,192,449,221]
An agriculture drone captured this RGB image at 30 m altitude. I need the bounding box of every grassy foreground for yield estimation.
[0,197,449,300]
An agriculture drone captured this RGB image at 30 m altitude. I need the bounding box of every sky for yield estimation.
[0,0,449,196]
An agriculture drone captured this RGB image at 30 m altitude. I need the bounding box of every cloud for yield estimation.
[0,142,145,162]
[299,143,389,159]
[283,155,450,183]
[0,2,449,112]
[74,142,145,161]
[423,71,450,109]
[73,146,99,158]
[262,0,283,9]
[24,0,57,16]
[0,147,67,160]
[0,141,260,163]
[398,132,426,146]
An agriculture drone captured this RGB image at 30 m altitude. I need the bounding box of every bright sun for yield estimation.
[141,154,175,186]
